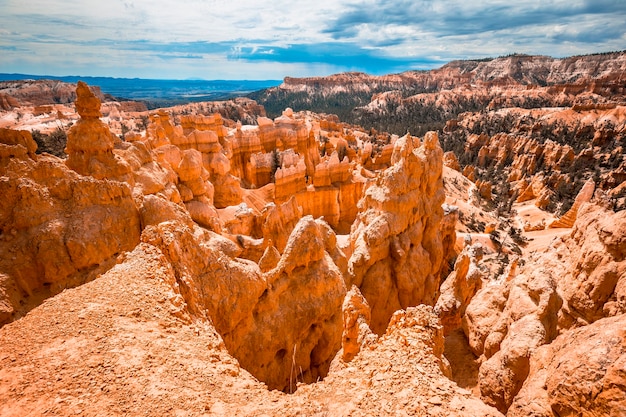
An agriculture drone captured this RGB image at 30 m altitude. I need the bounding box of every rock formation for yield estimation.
[0,79,106,106]
[0,128,38,158]
[458,202,626,413]
[348,132,446,334]
[508,312,626,417]
[548,178,595,228]
[0,255,503,416]
[1,74,625,416]
[435,243,485,334]
[443,150,461,171]
[65,81,132,181]
[0,127,140,325]
[339,285,376,362]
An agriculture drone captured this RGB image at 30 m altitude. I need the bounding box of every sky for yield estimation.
[1,0,625,80]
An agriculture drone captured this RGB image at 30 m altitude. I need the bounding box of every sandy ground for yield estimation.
[513,201,571,255]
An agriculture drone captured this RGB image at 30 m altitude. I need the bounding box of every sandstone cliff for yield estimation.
[253,52,626,130]
[271,53,626,97]
[0,126,140,325]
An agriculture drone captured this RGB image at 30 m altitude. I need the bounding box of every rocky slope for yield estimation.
[251,52,626,221]
[262,53,626,99]
[441,104,626,217]
[447,202,626,415]
[0,79,108,109]
[0,75,625,416]
[251,52,626,127]
[0,82,469,408]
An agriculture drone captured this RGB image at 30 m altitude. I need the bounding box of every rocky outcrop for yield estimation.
[443,151,461,171]
[140,215,346,392]
[460,202,626,413]
[65,81,132,182]
[435,243,485,334]
[0,131,140,325]
[463,256,561,413]
[509,313,626,417]
[148,111,242,209]
[243,217,347,391]
[339,285,375,362]
[261,196,303,253]
[348,132,446,334]
[548,178,595,228]
[117,139,178,201]
[557,203,626,325]
[315,305,504,416]
[0,128,38,158]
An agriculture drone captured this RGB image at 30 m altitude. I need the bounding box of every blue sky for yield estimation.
[1,0,625,80]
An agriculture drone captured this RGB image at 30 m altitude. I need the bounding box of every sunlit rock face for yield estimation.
[347,132,447,334]
[65,81,132,182]
[0,125,140,326]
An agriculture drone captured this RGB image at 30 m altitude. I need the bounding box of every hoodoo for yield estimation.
[1,49,625,416]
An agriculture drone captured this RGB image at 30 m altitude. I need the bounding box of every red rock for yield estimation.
[348,132,446,334]
[0,128,37,157]
[436,243,484,334]
[340,285,375,362]
[65,82,132,181]
[509,314,626,417]
[0,153,140,325]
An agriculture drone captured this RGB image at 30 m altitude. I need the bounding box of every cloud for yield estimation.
[323,0,626,42]
[154,53,205,60]
[0,0,624,79]
[226,42,443,73]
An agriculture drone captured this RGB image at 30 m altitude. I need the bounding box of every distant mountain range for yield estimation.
[0,74,281,109]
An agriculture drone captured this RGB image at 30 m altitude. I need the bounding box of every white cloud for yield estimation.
[0,0,624,79]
